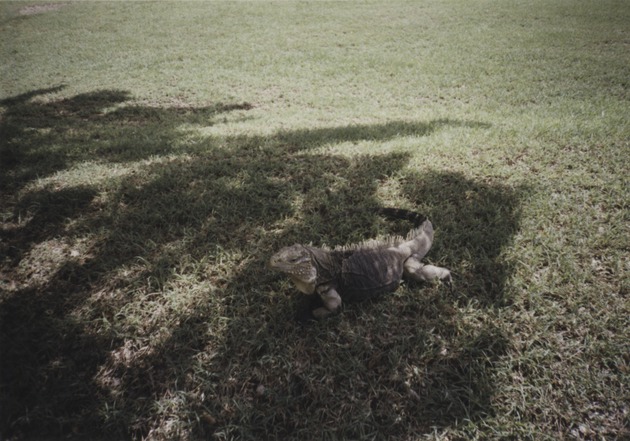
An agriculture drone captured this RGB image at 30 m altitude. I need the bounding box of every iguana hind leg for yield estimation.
[404,256,452,283]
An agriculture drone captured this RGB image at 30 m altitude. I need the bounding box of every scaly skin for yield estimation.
[268,209,451,319]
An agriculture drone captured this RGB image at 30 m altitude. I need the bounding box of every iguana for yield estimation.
[268,208,451,319]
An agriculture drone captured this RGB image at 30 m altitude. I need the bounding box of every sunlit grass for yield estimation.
[1,1,629,440]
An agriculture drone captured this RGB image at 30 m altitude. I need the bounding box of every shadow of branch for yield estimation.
[0,87,515,440]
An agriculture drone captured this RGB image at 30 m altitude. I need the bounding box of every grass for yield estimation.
[1,0,628,440]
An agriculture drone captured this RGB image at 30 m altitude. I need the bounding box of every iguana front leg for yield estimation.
[313,287,342,319]
[404,256,452,283]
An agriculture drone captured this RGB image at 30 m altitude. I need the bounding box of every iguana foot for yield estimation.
[404,257,452,284]
[312,306,335,320]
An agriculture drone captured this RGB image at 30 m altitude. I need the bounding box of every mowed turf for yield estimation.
[1,1,628,440]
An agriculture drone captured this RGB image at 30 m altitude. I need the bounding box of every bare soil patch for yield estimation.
[19,3,67,16]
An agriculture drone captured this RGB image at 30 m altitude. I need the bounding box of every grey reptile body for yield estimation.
[268,209,451,319]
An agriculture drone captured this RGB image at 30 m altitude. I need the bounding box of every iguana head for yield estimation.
[268,244,318,294]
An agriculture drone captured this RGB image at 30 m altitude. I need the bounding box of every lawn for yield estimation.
[1,1,628,440]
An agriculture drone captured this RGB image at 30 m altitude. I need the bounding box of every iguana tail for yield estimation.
[379,207,428,228]
[379,207,434,260]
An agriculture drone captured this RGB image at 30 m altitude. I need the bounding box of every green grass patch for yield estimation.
[1,1,628,440]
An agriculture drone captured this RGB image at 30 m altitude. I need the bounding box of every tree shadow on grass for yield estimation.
[0,87,521,440]
[0,85,254,194]
[402,171,525,307]
[207,172,523,440]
